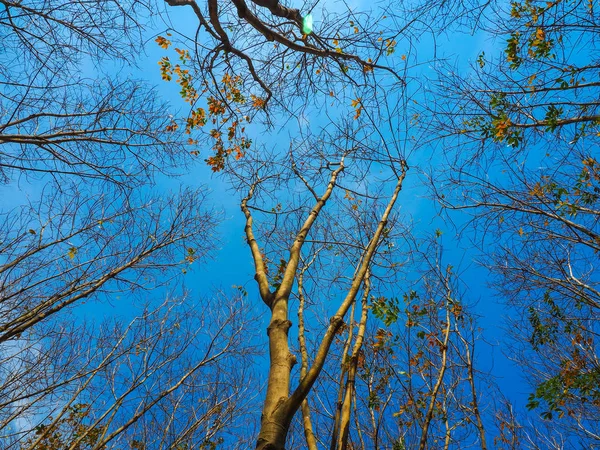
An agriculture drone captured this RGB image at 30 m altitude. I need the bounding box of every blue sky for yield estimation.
[2,0,574,445]
[137,0,531,414]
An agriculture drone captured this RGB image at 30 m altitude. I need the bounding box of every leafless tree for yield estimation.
[0,184,220,343]
[0,0,197,187]
[321,238,492,450]
[0,1,260,448]
[0,291,257,449]
[205,107,412,448]
[421,0,600,444]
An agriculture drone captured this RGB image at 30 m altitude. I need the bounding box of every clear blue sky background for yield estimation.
[0,0,539,441]
[133,0,532,413]
[141,0,530,412]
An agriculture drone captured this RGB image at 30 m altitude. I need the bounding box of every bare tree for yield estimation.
[0,184,220,342]
[422,0,600,444]
[201,112,409,449]
[0,0,196,187]
[0,292,256,449]
[0,1,259,448]
[1,0,215,339]
[328,238,493,450]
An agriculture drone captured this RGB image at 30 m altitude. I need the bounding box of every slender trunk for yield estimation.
[353,389,366,450]
[337,277,370,450]
[298,267,318,450]
[418,289,452,450]
[330,302,357,450]
[300,400,318,450]
[367,373,378,449]
[462,337,487,449]
[443,410,451,450]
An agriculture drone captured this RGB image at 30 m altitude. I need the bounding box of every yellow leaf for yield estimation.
[251,94,266,109]
[536,28,545,40]
[67,246,77,259]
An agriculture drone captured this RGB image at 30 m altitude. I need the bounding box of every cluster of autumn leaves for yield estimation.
[154,23,401,171]
[461,0,600,148]
[525,156,600,220]
[156,35,259,171]
[153,0,599,172]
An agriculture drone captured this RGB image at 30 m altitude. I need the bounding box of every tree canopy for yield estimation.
[1,0,599,448]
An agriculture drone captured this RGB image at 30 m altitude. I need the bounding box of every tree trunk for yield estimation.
[256,295,296,449]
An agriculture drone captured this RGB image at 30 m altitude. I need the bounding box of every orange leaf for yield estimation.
[155,36,171,49]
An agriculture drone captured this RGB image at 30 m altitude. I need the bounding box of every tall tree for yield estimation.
[300,237,492,450]
[0,1,255,448]
[1,294,254,449]
[0,0,192,186]
[426,0,600,444]
[230,123,407,449]
[155,0,504,448]
[0,0,214,330]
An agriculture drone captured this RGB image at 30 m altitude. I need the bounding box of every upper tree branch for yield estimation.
[241,178,273,306]
[286,166,407,413]
[249,0,301,23]
[229,0,399,80]
[164,0,219,40]
[275,159,345,301]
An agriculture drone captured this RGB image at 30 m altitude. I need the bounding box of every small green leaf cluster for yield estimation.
[371,296,400,326]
